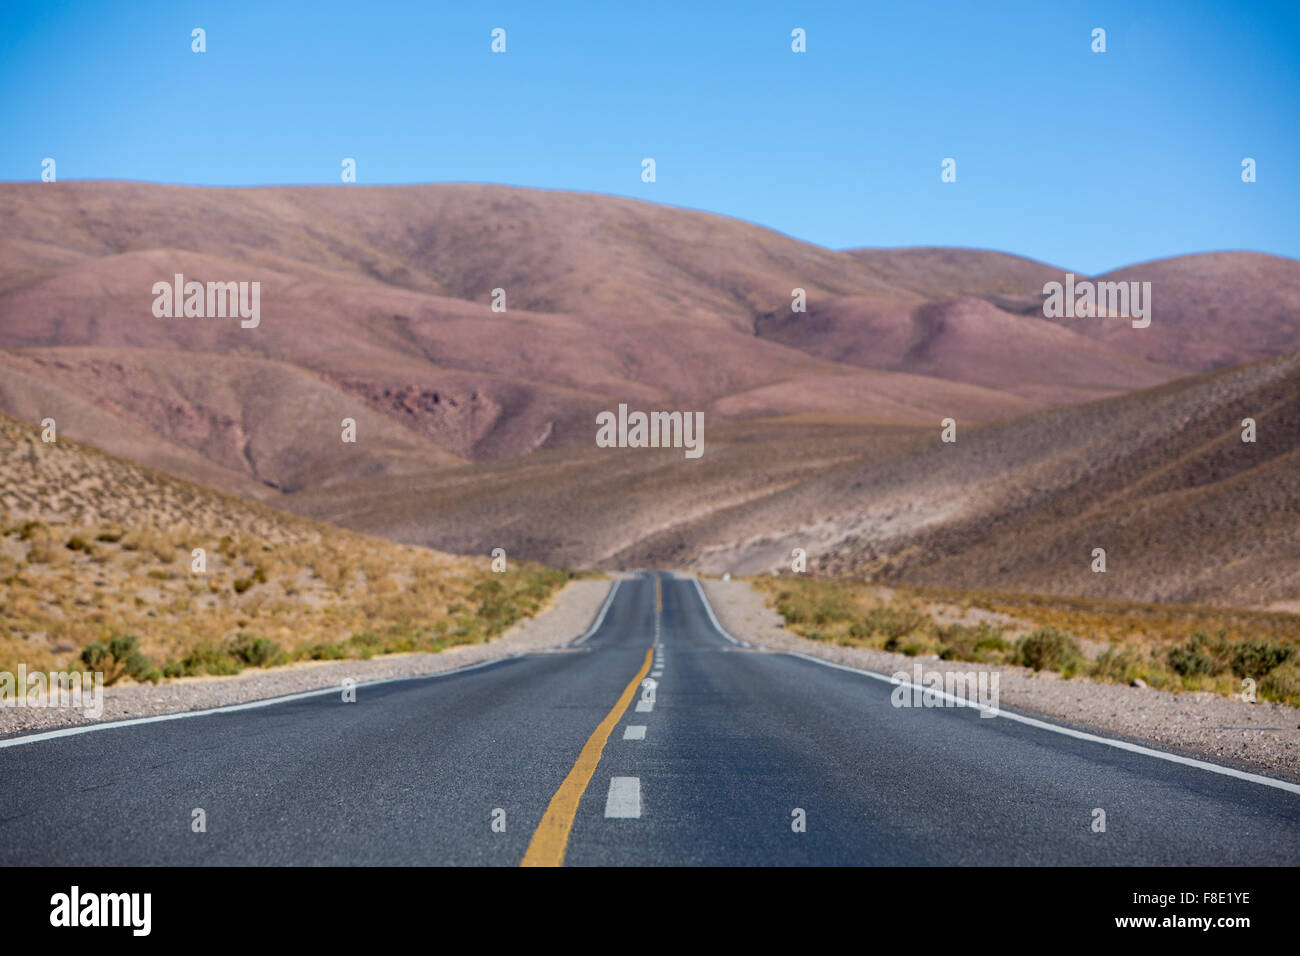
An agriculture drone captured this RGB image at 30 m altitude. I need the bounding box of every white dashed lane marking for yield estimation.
[605,777,642,818]
[623,725,646,740]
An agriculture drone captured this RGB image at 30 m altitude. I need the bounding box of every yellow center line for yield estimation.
[520,646,654,867]
[656,573,663,614]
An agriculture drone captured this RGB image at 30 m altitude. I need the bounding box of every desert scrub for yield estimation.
[1091,646,1151,685]
[1167,629,1233,677]
[1017,627,1083,672]
[80,634,161,685]
[1261,662,1300,707]
[773,583,860,629]
[760,577,929,647]
[936,623,1011,663]
[2,512,572,681]
[223,632,285,667]
[232,566,268,594]
[1230,639,1294,678]
[851,606,931,649]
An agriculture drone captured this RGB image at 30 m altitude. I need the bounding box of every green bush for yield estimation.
[1167,630,1232,677]
[1260,662,1300,706]
[1231,640,1294,678]
[1017,627,1081,672]
[223,632,281,667]
[1092,647,1144,683]
[79,633,158,685]
[1168,643,1216,677]
[306,641,348,661]
[178,642,244,676]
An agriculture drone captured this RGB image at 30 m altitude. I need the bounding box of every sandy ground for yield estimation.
[0,576,623,737]
[700,577,1300,784]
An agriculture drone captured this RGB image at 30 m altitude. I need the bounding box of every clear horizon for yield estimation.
[7,176,1297,276]
[3,0,1297,274]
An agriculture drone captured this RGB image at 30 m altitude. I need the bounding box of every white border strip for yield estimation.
[691,578,749,647]
[0,658,511,750]
[3,579,627,750]
[786,651,1300,796]
[571,579,622,646]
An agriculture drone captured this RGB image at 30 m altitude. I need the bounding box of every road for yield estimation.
[2,571,1298,865]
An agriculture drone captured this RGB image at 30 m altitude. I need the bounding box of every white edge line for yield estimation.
[691,578,749,647]
[8,575,623,747]
[571,579,623,646]
[786,651,1300,797]
[0,657,511,750]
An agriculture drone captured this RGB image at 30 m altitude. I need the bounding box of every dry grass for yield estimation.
[751,574,1300,707]
[0,414,575,681]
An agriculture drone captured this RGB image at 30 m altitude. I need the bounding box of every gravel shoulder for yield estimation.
[0,576,622,738]
[700,576,1300,785]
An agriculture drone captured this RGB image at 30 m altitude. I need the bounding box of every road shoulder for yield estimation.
[0,576,622,737]
[699,576,1300,785]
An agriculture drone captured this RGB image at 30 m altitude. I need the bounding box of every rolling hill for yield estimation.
[2,180,1297,608]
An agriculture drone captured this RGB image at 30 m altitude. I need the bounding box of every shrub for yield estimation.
[1017,627,1081,672]
[1093,647,1144,683]
[65,536,93,553]
[306,641,348,661]
[178,643,243,676]
[936,622,1006,661]
[80,633,158,685]
[1231,640,1294,678]
[851,607,928,647]
[1167,630,1233,677]
[1260,662,1300,706]
[223,632,281,668]
[1168,643,1215,677]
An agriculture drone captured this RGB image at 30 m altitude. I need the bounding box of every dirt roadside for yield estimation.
[0,576,623,737]
[699,576,1300,785]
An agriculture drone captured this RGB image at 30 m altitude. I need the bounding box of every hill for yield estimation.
[0,412,569,679]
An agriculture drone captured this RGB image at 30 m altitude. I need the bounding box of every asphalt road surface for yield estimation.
[2,571,1298,865]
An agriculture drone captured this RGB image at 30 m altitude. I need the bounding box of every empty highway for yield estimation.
[2,572,1298,866]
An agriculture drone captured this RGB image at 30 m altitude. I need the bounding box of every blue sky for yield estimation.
[2,0,1296,274]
